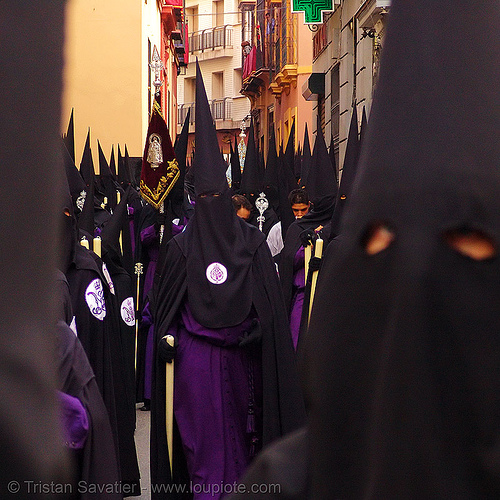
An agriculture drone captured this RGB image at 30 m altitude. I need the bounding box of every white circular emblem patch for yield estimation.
[121,297,136,327]
[206,262,227,285]
[85,278,107,321]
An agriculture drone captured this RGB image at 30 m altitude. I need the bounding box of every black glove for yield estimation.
[154,212,166,232]
[239,319,262,348]
[158,335,178,363]
[308,255,322,273]
[300,228,316,247]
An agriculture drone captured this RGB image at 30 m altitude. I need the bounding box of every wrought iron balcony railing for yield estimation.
[178,97,233,125]
[189,25,233,53]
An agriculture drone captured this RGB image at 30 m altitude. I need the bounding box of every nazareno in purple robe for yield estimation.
[289,247,305,351]
[167,302,262,499]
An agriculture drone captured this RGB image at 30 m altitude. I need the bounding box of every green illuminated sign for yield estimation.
[291,0,333,24]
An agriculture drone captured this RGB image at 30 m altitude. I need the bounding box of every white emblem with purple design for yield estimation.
[85,278,107,321]
[206,262,228,285]
[121,297,136,326]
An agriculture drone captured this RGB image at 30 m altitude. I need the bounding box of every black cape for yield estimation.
[66,245,140,495]
[57,320,122,500]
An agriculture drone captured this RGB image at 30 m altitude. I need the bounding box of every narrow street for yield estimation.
[135,406,151,499]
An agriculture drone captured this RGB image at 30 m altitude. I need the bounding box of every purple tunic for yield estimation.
[57,390,89,450]
[168,303,262,499]
[140,224,160,299]
[289,246,305,351]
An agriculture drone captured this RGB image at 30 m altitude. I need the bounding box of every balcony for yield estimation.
[178,97,234,127]
[188,26,233,59]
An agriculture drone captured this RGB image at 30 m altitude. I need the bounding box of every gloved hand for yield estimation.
[239,318,262,348]
[300,228,316,247]
[308,256,322,273]
[158,335,178,363]
[154,212,166,232]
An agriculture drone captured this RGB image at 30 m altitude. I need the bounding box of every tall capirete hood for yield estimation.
[230,134,242,192]
[300,123,311,188]
[98,140,118,211]
[63,108,75,164]
[263,125,280,210]
[328,106,360,236]
[181,61,264,328]
[306,1,500,498]
[240,118,262,198]
[305,123,337,214]
[192,61,228,197]
[63,140,87,215]
[101,185,132,267]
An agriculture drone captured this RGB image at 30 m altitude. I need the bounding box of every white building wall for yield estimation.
[178,0,250,132]
[311,0,390,173]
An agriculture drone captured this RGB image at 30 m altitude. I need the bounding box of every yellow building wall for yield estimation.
[62,0,148,164]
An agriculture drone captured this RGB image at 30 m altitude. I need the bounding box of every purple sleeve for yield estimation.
[172,222,184,236]
[140,224,159,246]
[57,391,89,450]
[293,246,306,288]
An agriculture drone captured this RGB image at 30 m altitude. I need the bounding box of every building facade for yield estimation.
[239,0,314,157]
[306,0,391,172]
[62,0,186,162]
[177,0,251,159]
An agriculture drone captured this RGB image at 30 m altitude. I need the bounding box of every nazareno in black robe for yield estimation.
[66,244,141,495]
[150,221,306,498]
[56,320,122,500]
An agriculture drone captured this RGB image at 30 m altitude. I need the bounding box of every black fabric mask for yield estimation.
[181,187,264,328]
[305,0,500,498]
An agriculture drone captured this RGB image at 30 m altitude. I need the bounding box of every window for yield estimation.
[213,0,224,28]
[186,6,198,34]
[212,71,224,99]
[184,78,195,103]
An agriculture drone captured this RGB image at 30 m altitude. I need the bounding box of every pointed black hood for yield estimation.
[240,118,262,198]
[63,140,87,215]
[263,126,280,211]
[63,108,75,164]
[117,145,132,187]
[100,185,131,267]
[109,146,117,178]
[294,144,302,182]
[359,106,368,150]
[229,138,241,192]
[79,130,94,188]
[328,106,360,236]
[174,108,190,181]
[306,124,337,215]
[329,133,337,183]
[307,1,500,498]
[300,123,312,188]
[192,67,228,197]
[179,61,265,328]
[283,122,297,193]
[171,108,190,219]
[98,140,119,211]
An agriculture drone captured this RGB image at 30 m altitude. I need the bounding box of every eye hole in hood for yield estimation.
[362,222,396,256]
[443,227,497,261]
